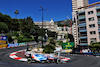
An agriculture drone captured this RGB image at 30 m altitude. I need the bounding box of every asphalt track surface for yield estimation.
[0,46,100,67]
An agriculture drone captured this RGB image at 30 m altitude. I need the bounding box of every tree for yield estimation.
[43,37,55,53]
[89,42,100,53]
[0,22,9,33]
[11,19,20,31]
[0,13,13,30]
[64,34,74,42]
[19,17,34,34]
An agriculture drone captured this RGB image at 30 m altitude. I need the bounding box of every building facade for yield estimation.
[78,2,100,46]
[72,0,89,47]
[57,27,70,40]
[34,19,58,32]
[72,0,89,12]
[72,23,77,47]
[34,19,71,40]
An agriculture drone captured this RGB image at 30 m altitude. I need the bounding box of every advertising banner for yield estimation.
[0,44,8,48]
[8,43,19,48]
[63,42,74,49]
[19,42,26,46]
[61,49,72,52]
[0,40,6,44]
[0,36,7,41]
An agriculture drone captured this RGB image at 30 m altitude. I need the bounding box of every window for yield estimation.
[88,11,93,15]
[62,28,64,31]
[90,31,96,35]
[90,38,96,42]
[89,24,95,28]
[89,17,94,21]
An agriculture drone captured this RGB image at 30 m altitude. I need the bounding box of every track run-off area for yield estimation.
[0,46,100,67]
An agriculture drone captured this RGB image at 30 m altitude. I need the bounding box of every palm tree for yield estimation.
[15,10,19,18]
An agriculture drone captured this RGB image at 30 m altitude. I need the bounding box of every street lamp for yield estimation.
[39,6,48,46]
[15,10,19,19]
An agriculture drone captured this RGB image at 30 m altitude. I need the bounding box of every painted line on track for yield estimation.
[9,50,27,62]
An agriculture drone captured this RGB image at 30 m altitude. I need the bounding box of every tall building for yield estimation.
[77,2,100,47]
[72,0,89,48]
[72,0,89,12]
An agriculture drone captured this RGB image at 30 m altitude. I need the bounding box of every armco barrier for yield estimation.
[8,43,19,48]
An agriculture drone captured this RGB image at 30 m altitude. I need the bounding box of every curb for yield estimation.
[9,50,27,62]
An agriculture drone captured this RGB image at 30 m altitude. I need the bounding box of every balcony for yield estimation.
[98,29,100,32]
[78,15,85,20]
[79,21,86,24]
[80,43,88,46]
[79,28,87,32]
[80,28,86,30]
[98,20,100,23]
[97,12,100,16]
[79,23,86,27]
[80,41,88,43]
[79,30,87,32]
[96,7,100,10]
[78,11,85,14]
[80,34,87,37]
[79,37,87,39]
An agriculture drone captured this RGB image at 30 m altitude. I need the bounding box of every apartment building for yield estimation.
[72,0,89,12]
[78,2,100,46]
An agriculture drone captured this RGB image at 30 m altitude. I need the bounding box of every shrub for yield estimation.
[13,31,19,37]
[43,45,55,53]
[23,33,31,38]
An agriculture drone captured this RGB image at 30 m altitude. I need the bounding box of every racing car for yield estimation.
[25,51,70,64]
[44,54,70,63]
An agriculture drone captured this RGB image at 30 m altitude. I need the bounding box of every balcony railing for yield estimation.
[98,18,100,21]
[97,12,100,14]
[80,34,87,37]
[78,15,85,19]
[80,28,86,30]
[97,12,100,16]
[80,43,88,45]
[80,41,88,43]
[79,21,86,24]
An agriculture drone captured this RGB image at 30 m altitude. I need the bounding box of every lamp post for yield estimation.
[15,10,19,19]
[39,6,48,46]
